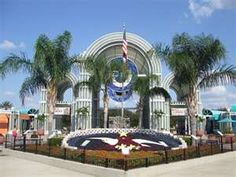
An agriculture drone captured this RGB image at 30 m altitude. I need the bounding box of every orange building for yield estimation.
[0,114,9,135]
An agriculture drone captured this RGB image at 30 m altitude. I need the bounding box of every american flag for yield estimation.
[122,27,128,63]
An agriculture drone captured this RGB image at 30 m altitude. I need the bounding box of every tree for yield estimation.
[0,101,13,110]
[76,106,89,129]
[106,109,139,128]
[0,31,76,133]
[132,75,170,128]
[36,114,46,130]
[76,57,126,128]
[153,109,165,130]
[155,33,236,135]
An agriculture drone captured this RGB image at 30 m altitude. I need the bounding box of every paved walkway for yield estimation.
[1,149,236,177]
[0,154,93,177]
[127,151,236,177]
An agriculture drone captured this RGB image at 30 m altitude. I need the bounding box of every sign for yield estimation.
[121,147,130,155]
[171,108,187,116]
[54,107,70,115]
[81,140,90,147]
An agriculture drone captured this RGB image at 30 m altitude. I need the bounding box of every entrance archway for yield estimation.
[76,32,168,130]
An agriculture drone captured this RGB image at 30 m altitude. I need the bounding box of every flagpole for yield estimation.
[121,24,127,121]
[121,81,124,120]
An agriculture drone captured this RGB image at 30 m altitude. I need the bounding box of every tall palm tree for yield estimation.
[76,56,126,128]
[155,33,236,135]
[0,101,13,110]
[0,31,76,133]
[132,75,170,128]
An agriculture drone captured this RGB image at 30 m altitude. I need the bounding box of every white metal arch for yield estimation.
[85,32,161,75]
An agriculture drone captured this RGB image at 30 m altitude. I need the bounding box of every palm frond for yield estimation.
[153,43,171,64]
[198,65,236,89]
[53,31,72,80]
[195,34,226,73]
[19,69,47,105]
[132,74,160,98]
[0,101,13,110]
[149,87,171,100]
[34,34,53,67]
[0,53,32,79]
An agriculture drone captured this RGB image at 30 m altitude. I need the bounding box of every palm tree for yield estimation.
[155,33,236,135]
[76,56,126,128]
[0,31,76,133]
[76,106,89,129]
[36,114,46,130]
[153,109,165,130]
[132,75,170,128]
[0,101,13,110]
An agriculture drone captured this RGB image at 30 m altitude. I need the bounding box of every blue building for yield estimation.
[231,105,236,133]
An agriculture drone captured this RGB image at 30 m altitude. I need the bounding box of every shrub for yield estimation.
[182,136,192,146]
[48,137,63,146]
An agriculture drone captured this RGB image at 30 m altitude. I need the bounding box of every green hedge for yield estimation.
[48,137,63,146]
[182,136,192,146]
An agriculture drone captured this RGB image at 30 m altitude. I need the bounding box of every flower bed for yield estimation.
[22,142,226,170]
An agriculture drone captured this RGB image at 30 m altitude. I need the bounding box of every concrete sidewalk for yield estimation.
[1,149,236,177]
[0,154,93,177]
[127,151,236,177]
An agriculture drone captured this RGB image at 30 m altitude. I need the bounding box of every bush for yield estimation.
[31,131,38,138]
[182,136,192,146]
[48,137,63,146]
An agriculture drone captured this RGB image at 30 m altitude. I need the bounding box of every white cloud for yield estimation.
[201,86,227,96]
[3,91,17,97]
[25,96,35,102]
[0,40,26,50]
[24,96,39,108]
[188,0,236,22]
[201,86,236,108]
[0,40,17,49]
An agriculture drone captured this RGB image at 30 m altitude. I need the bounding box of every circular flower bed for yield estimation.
[62,129,187,152]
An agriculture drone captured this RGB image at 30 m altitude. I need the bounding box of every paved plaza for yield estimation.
[0,154,93,177]
[0,149,236,177]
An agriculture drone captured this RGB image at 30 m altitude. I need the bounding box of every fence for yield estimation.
[4,134,236,171]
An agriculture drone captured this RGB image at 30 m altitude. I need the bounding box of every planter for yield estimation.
[196,129,204,137]
[224,134,235,143]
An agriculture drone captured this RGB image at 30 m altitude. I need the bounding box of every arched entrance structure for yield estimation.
[162,73,202,134]
[39,32,202,132]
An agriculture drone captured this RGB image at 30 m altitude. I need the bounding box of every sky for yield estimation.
[0,0,236,110]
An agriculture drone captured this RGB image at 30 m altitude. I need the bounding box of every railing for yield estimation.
[4,135,236,171]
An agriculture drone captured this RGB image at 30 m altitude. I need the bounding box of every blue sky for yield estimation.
[0,0,236,109]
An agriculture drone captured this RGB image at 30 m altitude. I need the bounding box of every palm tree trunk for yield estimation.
[185,89,197,135]
[138,99,144,128]
[47,82,57,133]
[103,89,109,128]
[92,90,99,128]
[138,108,143,128]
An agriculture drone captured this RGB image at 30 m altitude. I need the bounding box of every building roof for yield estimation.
[203,109,225,121]
[0,114,8,123]
[230,105,236,112]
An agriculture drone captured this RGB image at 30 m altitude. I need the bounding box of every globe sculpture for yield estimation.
[108,57,138,102]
